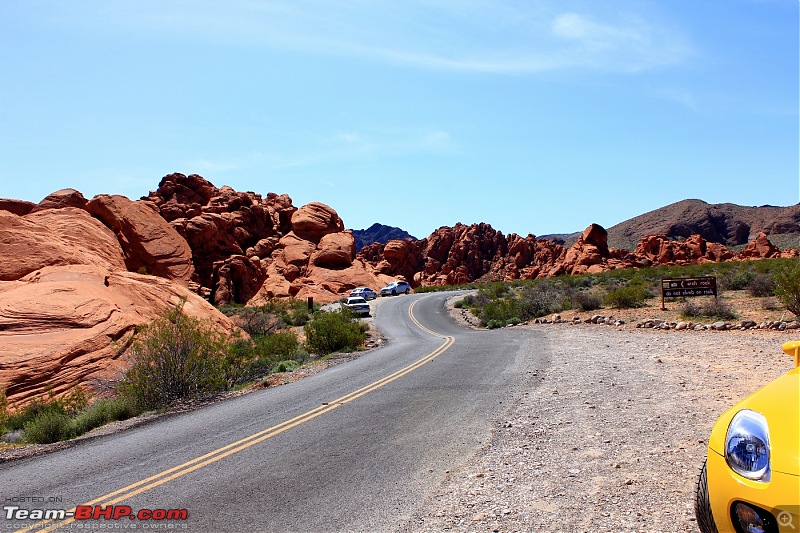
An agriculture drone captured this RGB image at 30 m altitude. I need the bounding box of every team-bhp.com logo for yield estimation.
[4,504,188,522]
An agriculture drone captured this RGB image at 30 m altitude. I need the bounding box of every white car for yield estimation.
[343,297,370,316]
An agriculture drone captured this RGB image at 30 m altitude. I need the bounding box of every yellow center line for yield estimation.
[24,297,454,532]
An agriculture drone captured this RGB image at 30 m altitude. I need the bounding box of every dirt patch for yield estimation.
[403,299,796,532]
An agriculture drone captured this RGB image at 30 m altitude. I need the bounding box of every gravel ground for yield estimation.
[404,307,794,533]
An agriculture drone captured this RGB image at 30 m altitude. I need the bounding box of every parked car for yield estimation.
[380,281,411,296]
[350,287,378,300]
[695,340,799,533]
[343,297,370,316]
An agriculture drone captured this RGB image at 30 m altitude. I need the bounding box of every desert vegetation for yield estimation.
[443,258,800,328]
[0,297,370,445]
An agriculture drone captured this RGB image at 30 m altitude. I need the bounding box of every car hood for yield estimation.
[709,366,799,476]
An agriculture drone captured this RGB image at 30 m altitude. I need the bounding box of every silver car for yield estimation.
[380,281,411,296]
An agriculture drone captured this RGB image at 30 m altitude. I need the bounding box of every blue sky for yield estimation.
[1,1,797,239]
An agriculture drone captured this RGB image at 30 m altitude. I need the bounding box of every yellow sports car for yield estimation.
[695,341,800,533]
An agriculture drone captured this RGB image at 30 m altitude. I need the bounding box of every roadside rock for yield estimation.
[0,208,126,281]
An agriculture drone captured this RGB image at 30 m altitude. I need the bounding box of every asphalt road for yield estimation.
[0,291,549,532]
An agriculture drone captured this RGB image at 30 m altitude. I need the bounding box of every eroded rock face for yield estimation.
[32,189,88,212]
[144,174,388,305]
[0,265,237,406]
[0,208,126,281]
[739,232,780,259]
[87,195,195,284]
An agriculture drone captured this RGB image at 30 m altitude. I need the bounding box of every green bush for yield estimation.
[774,262,800,316]
[304,309,367,355]
[72,398,137,436]
[256,331,300,361]
[272,360,301,373]
[604,285,648,309]
[719,267,755,291]
[747,273,776,297]
[572,290,603,311]
[119,302,229,410]
[480,298,523,325]
[23,411,74,444]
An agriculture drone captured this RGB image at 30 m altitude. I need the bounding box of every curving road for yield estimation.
[0,291,549,532]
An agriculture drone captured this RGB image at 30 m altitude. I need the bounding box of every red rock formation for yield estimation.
[32,189,88,212]
[0,199,36,216]
[0,208,126,281]
[739,232,780,259]
[0,201,236,406]
[87,195,195,284]
[0,265,237,406]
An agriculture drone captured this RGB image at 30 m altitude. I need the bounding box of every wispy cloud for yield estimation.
[54,0,693,75]
[248,127,458,170]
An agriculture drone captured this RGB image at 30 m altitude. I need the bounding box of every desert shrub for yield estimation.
[119,303,229,410]
[71,397,142,436]
[678,300,701,318]
[453,299,465,309]
[256,331,300,361]
[604,285,648,309]
[747,273,776,297]
[679,298,737,320]
[3,388,88,432]
[774,262,800,316]
[700,298,738,320]
[304,309,367,355]
[719,267,755,291]
[480,298,524,325]
[0,390,7,431]
[516,281,569,318]
[486,319,505,329]
[272,360,301,373]
[478,282,510,300]
[23,411,74,444]
[572,290,603,312]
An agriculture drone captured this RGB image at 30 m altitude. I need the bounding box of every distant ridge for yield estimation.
[605,199,800,251]
[352,223,416,252]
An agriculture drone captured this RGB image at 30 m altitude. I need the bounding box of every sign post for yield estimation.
[660,276,717,310]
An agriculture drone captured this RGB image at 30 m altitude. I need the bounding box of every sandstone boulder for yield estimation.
[0,199,36,216]
[87,195,194,284]
[32,189,88,212]
[0,265,238,406]
[311,232,355,268]
[739,232,780,259]
[0,208,126,281]
[291,202,344,241]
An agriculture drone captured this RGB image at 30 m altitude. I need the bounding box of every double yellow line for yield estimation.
[24,298,454,532]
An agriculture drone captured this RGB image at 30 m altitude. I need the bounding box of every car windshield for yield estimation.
[348,298,366,304]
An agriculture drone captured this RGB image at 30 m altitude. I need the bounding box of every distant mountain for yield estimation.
[605,199,800,251]
[352,223,416,251]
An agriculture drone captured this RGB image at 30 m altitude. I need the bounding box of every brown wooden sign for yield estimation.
[661,276,717,308]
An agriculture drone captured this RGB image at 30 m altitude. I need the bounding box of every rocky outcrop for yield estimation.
[86,195,195,284]
[0,208,127,281]
[31,189,88,213]
[0,265,237,406]
[739,232,780,259]
[0,201,236,406]
[145,173,389,305]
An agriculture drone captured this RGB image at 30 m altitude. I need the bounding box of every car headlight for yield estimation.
[725,409,770,481]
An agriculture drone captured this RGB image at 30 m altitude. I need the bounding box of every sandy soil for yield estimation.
[403,297,796,533]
